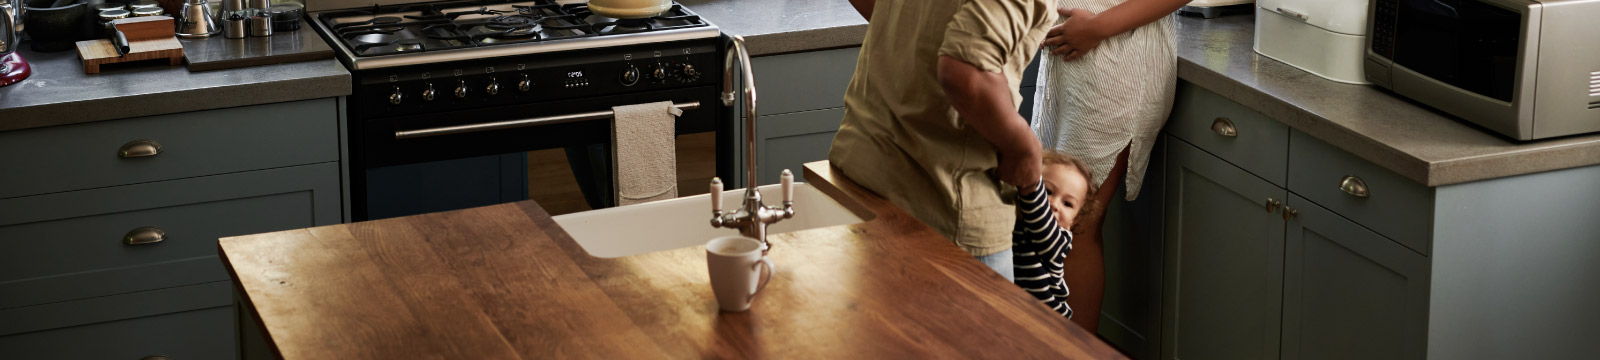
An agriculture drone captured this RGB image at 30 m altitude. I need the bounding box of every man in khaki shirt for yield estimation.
[830,0,1056,279]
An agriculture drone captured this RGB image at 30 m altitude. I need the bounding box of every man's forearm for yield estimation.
[936,56,1040,166]
[1089,0,1189,37]
[848,0,875,21]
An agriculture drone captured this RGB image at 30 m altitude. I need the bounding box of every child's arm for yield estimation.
[1013,180,1074,317]
[1015,181,1072,260]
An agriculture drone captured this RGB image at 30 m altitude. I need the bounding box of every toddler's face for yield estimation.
[1042,163,1090,229]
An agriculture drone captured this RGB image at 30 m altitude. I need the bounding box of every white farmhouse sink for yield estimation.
[551,183,869,258]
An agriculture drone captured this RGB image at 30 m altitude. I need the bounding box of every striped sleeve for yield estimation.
[1012,180,1074,318]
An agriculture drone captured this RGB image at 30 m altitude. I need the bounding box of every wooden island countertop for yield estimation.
[218,161,1126,359]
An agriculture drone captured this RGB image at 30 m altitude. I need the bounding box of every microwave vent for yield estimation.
[1591,71,1600,97]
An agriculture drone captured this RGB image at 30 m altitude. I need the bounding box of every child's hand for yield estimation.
[1043,8,1107,62]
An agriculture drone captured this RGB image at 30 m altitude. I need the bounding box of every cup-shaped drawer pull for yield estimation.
[1210,117,1238,137]
[1339,175,1370,198]
[124,226,167,245]
[118,140,164,158]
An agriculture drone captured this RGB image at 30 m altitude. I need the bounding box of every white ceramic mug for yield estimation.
[706,235,775,312]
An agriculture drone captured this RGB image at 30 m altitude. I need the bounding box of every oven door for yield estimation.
[354,86,723,220]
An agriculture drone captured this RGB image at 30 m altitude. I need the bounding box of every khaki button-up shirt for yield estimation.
[828,0,1056,256]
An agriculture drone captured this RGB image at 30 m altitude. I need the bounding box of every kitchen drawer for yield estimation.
[0,98,339,199]
[1289,130,1433,255]
[750,47,859,116]
[1167,81,1290,186]
[0,163,341,309]
[0,304,234,359]
[0,281,232,336]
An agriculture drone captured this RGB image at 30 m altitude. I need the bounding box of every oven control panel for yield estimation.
[352,40,722,117]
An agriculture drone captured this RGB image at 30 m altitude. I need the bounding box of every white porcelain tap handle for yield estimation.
[710,177,724,213]
[780,169,794,204]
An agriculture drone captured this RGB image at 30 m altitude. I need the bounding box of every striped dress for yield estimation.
[1012,181,1073,318]
[1031,0,1177,201]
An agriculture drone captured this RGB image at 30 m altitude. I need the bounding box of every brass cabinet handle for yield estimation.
[124,226,166,245]
[1282,206,1299,222]
[1339,175,1371,198]
[118,140,163,158]
[1210,117,1238,137]
[1265,198,1281,213]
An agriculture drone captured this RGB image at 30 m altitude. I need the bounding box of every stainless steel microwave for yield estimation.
[1365,0,1600,140]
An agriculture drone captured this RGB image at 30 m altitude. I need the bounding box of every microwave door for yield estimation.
[1392,0,1522,103]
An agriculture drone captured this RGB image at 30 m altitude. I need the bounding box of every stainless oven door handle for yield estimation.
[393,101,702,140]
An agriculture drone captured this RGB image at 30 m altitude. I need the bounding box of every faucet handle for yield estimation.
[710,177,724,213]
[780,169,794,204]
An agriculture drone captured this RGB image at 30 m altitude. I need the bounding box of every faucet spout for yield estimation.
[711,35,793,253]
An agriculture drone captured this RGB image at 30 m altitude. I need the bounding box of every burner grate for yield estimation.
[317,0,709,58]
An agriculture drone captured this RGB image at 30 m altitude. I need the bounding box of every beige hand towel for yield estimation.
[612,101,684,206]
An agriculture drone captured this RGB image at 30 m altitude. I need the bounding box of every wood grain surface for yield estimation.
[76,38,184,74]
[220,161,1126,359]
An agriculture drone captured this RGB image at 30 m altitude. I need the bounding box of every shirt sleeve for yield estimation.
[938,0,1055,73]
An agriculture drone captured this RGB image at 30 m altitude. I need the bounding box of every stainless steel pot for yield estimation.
[586,0,671,19]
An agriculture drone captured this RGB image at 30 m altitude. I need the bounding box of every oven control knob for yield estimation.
[422,83,437,101]
[675,64,700,82]
[486,78,500,96]
[388,86,403,105]
[455,80,469,99]
[651,65,667,81]
[620,66,640,86]
[518,74,532,92]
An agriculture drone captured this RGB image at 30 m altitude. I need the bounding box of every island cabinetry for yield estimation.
[0,99,343,359]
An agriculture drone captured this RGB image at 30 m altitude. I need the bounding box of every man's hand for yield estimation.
[997,143,1043,190]
[1043,8,1107,62]
[936,56,1043,189]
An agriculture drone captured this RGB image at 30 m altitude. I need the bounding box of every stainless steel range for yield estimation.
[310,0,731,220]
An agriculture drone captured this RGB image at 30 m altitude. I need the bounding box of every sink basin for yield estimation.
[551,183,869,258]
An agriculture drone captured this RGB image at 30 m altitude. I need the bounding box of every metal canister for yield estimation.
[93,3,125,14]
[128,0,160,10]
[223,11,247,39]
[248,13,271,37]
[131,7,164,16]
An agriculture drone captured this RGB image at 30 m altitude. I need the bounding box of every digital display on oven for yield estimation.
[568,71,585,78]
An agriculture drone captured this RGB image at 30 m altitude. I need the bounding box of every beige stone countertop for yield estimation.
[684,2,1600,186]
[1176,14,1600,186]
[679,0,868,56]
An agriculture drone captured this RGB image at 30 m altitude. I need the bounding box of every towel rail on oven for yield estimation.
[394,101,702,140]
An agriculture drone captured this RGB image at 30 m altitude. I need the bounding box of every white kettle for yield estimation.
[587,0,672,19]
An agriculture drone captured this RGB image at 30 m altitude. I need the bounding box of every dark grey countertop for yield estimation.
[0,40,350,133]
[679,0,867,56]
[682,2,1600,186]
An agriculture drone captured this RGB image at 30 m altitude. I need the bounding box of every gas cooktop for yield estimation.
[312,0,719,70]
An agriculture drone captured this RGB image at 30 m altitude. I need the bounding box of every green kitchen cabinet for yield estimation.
[1281,195,1429,360]
[0,98,344,359]
[1161,137,1286,360]
[739,47,859,186]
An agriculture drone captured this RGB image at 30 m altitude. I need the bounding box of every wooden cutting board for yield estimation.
[76,17,186,74]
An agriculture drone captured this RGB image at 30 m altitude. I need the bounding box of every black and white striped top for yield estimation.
[1012,181,1073,318]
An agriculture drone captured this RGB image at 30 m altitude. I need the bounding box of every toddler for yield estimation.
[1013,151,1097,318]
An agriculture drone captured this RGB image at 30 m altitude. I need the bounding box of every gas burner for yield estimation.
[353,38,428,53]
[334,16,402,30]
[406,7,505,21]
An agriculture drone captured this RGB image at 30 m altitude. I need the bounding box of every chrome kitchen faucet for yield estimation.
[709,35,793,253]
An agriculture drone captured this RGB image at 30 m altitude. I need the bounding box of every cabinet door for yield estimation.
[1162,137,1285,360]
[1281,195,1429,360]
[754,108,844,185]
